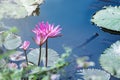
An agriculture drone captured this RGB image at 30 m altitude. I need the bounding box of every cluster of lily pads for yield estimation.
[0,22,70,80]
[92,5,120,79]
[1,0,120,80]
[78,4,120,80]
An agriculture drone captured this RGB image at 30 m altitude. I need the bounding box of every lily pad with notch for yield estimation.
[27,48,60,66]
[91,6,120,34]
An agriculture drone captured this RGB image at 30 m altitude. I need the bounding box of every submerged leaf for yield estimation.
[27,48,60,66]
[79,69,110,80]
[3,33,22,50]
[91,6,120,32]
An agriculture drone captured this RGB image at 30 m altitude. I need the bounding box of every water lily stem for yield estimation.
[46,39,48,67]
[24,50,28,65]
[38,45,41,66]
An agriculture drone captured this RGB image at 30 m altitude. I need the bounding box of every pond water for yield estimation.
[1,0,120,80]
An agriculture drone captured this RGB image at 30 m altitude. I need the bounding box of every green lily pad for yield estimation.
[3,33,22,50]
[100,53,120,78]
[20,0,44,16]
[0,0,27,19]
[9,51,25,61]
[79,69,110,80]
[100,41,120,78]
[27,48,39,65]
[91,6,120,32]
[0,0,44,20]
[103,41,120,55]
[27,48,60,66]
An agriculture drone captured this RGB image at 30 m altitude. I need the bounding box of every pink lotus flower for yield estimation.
[32,21,62,38]
[34,33,48,46]
[7,63,18,69]
[32,21,46,35]
[20,41,30,50]
[45,22,62,38]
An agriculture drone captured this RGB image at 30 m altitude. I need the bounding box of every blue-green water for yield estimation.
[2,0,120,80]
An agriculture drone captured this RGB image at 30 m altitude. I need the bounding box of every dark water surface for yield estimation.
[2,0,120,80]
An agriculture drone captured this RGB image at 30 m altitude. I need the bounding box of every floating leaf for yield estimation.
[9,51,25,61]
[79,69,110,80]
[27,48,39,65]
[0,0,44,20]
[20,0,44,16]
[27,48,60,66]
[91,6,120,32]
[76,56,95,68]
[100,53,120,78]
[103,41,120,55]
[42,48,60,67]
[3,33,22,50]
[0,0,27,19]
[100,41,120,78]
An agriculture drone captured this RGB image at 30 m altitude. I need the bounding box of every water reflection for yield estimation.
[75,33,99,48]
[102,28,120,35]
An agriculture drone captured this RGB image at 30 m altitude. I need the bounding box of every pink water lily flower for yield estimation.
[7,63,18,69]
[45,22,62,38]
[34,34,48,46]
[32,21,46,35]
[32,21,62,38]
[20,41,30,50]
